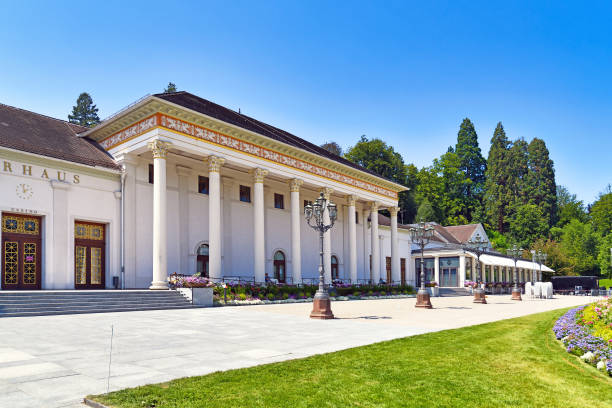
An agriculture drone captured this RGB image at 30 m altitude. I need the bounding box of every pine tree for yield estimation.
[68,92,100,128]
[164,82,177,93]
[320,141,342,156]
[525,138,557,227]
[507,138,529,207]
[483,122,511,233]
[455,118,486,221]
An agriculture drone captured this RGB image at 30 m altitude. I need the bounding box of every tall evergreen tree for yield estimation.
[525,138,557,226]
[68,92,100,128]
[320,141,342,156]
[483,122,511,233]
[454,118,486,221]
[164,82,177,93]
[507,138,529,208]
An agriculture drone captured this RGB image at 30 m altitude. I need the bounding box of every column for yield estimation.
[459,255,466,287]
[389,206,400,284]
[176,165,191,275]
[148,140,170,290]
[115,154,138,288]
[362,207,370,282]
[347,195,358,283]
[379,234,385,281]
[51,180,69,289]
[207,155,225,280]
[253,168,268,283]
[370,202,380,284]
[222,177,234,276]
[434,255,440,286]
[289,179,303,284]
[321,188,333,285]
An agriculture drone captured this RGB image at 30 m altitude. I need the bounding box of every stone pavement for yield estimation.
[0,295,591,407]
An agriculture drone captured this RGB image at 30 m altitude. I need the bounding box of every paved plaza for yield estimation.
[0,295,592,407]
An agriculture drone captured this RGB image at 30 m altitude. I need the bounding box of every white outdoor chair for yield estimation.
[525,282,533,298]
[532,283,542,299]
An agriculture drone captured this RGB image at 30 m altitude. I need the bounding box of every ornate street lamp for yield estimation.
[536,249,547,282]
[465,233,488,304]
[409,221,435,309]
[508,245,523,301]
[304,191,338,319]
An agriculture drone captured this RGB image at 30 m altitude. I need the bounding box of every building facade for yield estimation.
[0,93,552,291]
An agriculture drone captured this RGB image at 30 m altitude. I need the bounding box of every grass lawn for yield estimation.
[91,308,612,408]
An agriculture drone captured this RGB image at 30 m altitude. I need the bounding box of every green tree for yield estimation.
[484,122,511,233]
[525,138,557,226]
[507,138,529,209]
[68,92,100,127]
[320,141,342,156]
[508,204,549,248]
[596,233,612,279]
[590,187,612,236]
[164,82,177,93]
[454,118,486,221]
[416,199,435,222]
[556,185,588,227]
[559,219,600,275]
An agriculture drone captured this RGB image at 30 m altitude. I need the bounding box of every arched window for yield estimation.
[273,251,286,283]
[331,255,339,280]
[196,244,209,278]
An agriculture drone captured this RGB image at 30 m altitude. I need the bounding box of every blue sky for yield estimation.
[1,1,610,204]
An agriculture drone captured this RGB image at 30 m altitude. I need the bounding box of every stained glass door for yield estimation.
[74,222,105,289]
[1,214,42,290]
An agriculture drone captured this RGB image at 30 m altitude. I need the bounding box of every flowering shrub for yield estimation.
[464,280,477,288]
[425,281,438,288]
[553,303,612,376]
[170,275,215,288]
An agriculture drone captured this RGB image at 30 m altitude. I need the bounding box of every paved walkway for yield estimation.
[0,295,592,407]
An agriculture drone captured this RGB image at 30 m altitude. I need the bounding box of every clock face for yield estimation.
[16,183,33,200]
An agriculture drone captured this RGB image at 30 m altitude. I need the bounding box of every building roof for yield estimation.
[444,224,480,243]
[0,103,119,170]
[153,91,403,185]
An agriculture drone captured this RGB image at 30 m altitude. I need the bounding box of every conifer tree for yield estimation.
[455,118,486,221]
[483,122,511,233]
[164,82,177,93]
[68,92,100,128]
[525,138,557,226]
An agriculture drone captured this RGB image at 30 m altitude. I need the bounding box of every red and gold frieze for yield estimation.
[100,114,398,199]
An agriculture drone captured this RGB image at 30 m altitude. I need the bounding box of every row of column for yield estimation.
[146,139,401,288]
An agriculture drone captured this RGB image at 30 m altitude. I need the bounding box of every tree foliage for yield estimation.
[164,82,177,93]
[556,186,588,227]
[590,188,612,236]
[68,92,100,128]
[508,204,549,248]
[455,118,486,220]
[525,138,557,226]
[320,141,343,156]
[484,122,511,233]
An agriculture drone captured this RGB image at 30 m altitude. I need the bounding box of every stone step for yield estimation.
[0,294,185,302]
[0,299,191,309]
[0,304,197,318]
[439,287,471,296]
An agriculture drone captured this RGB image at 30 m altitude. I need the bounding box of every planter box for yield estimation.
[177,287,213,307]
[427,287,439,297]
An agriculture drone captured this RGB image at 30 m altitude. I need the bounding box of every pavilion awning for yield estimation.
[466,252,554,273]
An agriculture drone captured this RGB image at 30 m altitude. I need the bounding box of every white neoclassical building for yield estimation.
[0,92,552,291]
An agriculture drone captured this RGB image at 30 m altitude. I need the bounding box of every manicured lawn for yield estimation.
[91,309,612,408]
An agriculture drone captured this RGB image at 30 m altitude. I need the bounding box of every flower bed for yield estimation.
[552,301,612,376]
[169,275,215,288]
[212,282,415,304]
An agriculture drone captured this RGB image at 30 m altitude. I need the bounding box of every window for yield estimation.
[274,193,284,209]
[198,176,209,194]
[148,164,154,184]
[239,185,251,202]
[331,255,339,280]
[355,211,359,224]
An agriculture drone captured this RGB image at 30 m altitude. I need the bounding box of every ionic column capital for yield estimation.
[148,140,171,159]
[320,187,333,200]
[289,178,303,192]
[346,194,358,207]
[389,206,400,217]
[206,156,225,173]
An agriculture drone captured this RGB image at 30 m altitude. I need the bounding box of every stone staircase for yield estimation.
[439,287,471,297]
[0,290,195,318]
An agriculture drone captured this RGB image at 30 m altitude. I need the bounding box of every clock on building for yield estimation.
[16,183,33,199]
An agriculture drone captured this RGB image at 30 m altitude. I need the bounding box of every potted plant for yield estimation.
[426,281,439,297]
[173,275,215,306]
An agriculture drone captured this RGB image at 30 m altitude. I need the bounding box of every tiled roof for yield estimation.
[154,91,403,185]
[444,224,480,243]
[0,103,119,170]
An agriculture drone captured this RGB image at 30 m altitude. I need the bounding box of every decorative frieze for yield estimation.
[100,113,398,199]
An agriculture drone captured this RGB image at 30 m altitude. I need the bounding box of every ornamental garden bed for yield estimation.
[552,298,612,376]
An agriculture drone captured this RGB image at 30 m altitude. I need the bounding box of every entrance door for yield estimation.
[400,258,406,285]
[1,214,42,290]
[74,222,106,289]
[386,256,391,283]
[441,267,458,287]
[196,244,209,278]
[273,251,286,283]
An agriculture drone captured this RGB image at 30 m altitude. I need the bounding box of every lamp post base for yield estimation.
[415,289,433,309]
[473,288,487,304]
[310,291,334,319]
[511,288,522,301]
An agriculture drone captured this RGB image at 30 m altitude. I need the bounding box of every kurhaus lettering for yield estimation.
[2,160,80,184]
